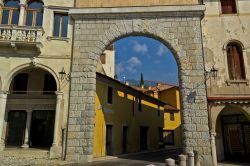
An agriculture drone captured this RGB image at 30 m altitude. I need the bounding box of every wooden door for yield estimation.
[7,110,26,146]
[106,125,112,155]
[140,126,148,151]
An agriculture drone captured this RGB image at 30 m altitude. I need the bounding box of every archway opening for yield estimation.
[94,36,182,159]
[5,67,57,149]
[215,106,250,163]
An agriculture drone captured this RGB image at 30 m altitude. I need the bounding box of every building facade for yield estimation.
[0,0,75,158]
[94,73,164,158]
[202,0,250,163]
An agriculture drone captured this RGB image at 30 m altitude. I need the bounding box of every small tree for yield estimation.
[140,73,144,87]
[114,74,118,80]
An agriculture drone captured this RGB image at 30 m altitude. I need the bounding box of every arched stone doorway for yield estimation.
[215,106,250,163]
[5,67,57,148]
[67,5,212,165]
[0,66,64,158]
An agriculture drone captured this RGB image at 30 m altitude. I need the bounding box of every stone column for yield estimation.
[0,91,7,151]
[18,4,26,26]
[178,155,187,166]
[211,132,217,166]
[21,110,32,148]
[50,91,63,159]
[187,151,195,166]
[165,158,175,166]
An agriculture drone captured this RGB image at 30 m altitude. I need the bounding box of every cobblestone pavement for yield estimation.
[67,148,182,166]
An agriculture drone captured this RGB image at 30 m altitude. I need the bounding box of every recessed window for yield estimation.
[226,42,245,80]
[100,53,106,64]
[107,86,113,104]
[1,0,20,25]
[170,112,175,121]
[53,13,68,38]
[12,73,28,94]
[221,0,237,14]
[25,0,44,27]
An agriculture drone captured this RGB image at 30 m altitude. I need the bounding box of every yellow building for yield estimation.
[143,84,182,147]
[93,73,165,158]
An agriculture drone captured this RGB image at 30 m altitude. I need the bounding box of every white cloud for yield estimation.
[126,57,142,73]
[115,62,125,74]
[116,57,142,74]
[132,41,148,54]
[157,44,166,56]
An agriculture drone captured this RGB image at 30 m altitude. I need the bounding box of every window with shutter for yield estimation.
[227,43,245,80]
[221,0,237,14]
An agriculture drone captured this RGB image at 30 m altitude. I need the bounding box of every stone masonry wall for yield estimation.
[67,7,212,165]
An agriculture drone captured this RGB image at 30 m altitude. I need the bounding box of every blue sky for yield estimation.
[114,36,179,85]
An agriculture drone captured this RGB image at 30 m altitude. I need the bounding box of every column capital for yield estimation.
[210,131,216,137]
[55,91,63,99]
[25,109,33,113]
[0,91,8,99]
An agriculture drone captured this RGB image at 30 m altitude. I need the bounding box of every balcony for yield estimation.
[0,26,43,55]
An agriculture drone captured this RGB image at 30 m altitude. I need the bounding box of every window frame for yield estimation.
[107,86,113,105]
[0,0,20,25]
[170,112,175,121]
[53,12,68,38]
[25,1,44,27]
[226,42,246,81]
[220,0,238,15]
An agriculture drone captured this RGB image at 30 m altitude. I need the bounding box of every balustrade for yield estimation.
[0,26,43,47]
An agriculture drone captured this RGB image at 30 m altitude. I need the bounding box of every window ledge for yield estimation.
[47,36,69,42]
[226,79,249,86]
[219,13,239,17]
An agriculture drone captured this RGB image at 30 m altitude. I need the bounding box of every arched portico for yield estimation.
[0,65,64,158]
[67,5,212,165]
[213,105,250,162]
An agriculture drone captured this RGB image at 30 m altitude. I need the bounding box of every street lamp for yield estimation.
[206,65,218,80]
[58,67,70,82]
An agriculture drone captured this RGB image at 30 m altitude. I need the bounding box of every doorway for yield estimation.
[122,126,128,153]
[221,114,250,162]
[6,110,27,146]
[106,125,112,155]
[30,110,55,148]
[140,126,148,151]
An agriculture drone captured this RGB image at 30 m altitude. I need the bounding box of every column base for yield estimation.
[21,143,29,148]
[49,145,62,159]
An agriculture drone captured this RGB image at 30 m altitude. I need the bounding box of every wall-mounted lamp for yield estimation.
[205,65,218,80]
[58,67,70,82]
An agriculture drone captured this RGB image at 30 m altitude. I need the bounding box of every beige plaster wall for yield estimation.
[203,0,250,96]
[75,0,200,8]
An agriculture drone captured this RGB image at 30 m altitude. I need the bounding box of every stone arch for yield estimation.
[68,7,211,165]
[3,63,60,91]
[215,105,250,129]
[223,39,245,50]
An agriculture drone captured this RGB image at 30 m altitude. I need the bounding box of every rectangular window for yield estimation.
[221,0,237,14]
[12,73,28,94]
[53,13,68,38]
[170,112,175,121]
[25,10,43,27]
[100,53,106,64]
[43,74,57,95]
[1,8,19,25]
[107,86,113,104]
[163,130,174,145]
